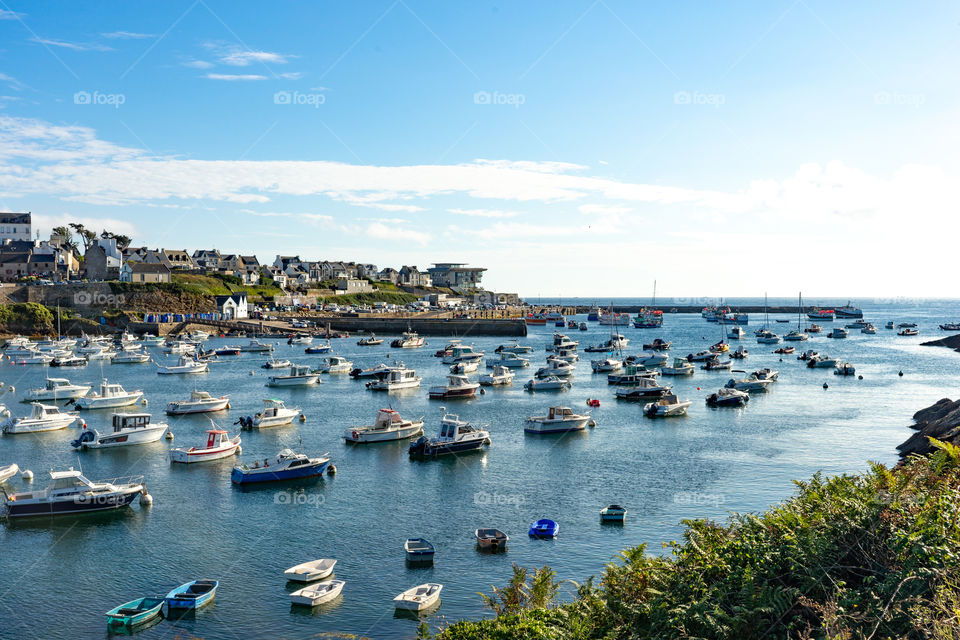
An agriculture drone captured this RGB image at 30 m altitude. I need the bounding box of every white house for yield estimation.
[215,292,248,319]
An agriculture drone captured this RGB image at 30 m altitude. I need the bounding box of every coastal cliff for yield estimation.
[897,397,960,458]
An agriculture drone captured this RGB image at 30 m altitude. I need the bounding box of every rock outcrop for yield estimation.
[897,398,960,458]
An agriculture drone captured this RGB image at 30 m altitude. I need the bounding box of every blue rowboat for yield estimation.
[404,538,435,563]
[528,519,559,538]
[105,596,164,627]
[165,579,218,609]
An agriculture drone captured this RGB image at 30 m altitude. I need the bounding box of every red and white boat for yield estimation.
[170,429,241,464]
[428,374,479,399]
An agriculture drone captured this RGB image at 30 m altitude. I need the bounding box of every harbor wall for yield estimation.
[128,317,528,337]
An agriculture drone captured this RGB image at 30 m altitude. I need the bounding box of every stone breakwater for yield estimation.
[130,317,528,337]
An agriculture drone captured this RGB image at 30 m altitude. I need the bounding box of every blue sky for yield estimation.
[0,1,957,297]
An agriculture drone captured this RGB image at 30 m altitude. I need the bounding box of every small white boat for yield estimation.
[861,324,877,334]
[706,387,750,407]
[753,368,779,381]
[243,398,300,429]
[240,339,274,352]
[660,358,694,376]
[391,331,426,349]
[479,365,515,386]
[393,583,442,611]
[524,406,590,434]
[74,379,144,410]
[807,355,838,368]
[783,330,809,342]
[827,327,849,339]
[85,347,117,361]
[450,360,479,374]
[166,390,230,415]
[535,359,575,378]
[590,357,622,373]
[156,356,209,375]
[344,408,424,444]
[834,362,857,376]
[643,394,692,417]
[727,326,746,340]
[290,580,345,606]
[169,429,241,463]
[497,341,534,355]
[441,344,484,365]
[0,463,21,483]
[288,335,313,345]
[1,403,74,434]
[614,377,671,400]
[71,413,168,449]
[111,349,151,364]
[262,359,293,369]
[628,351,669,367]
[487,351,530,368]
[12,352,55,365]
[365,365,421,391]
[428,374,479,400]
[546,333,579,352]
[162,341,197,355]
[524,376,571,391]
[725,376,773,392]
[284,558,337,583]
[317,356,353,374]
[267,364,320,387]
[756,331,781,344]
[23,377,91,402]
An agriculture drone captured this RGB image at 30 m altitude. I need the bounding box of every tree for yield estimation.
[100,230,132,250]
[51,226,78,252]
[68,223,97,250]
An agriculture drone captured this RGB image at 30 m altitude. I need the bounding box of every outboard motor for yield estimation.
[70,429,96,449]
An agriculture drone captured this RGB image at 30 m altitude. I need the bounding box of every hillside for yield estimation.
[435,441,960,639]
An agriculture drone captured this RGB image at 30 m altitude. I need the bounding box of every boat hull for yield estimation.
[344,422,423,443]
[72,425,167,449]
[231,459,329,484]
[5,486,142,518]
[166,399,230,415]
[170,443,239,464]
[524,417,589,434]
[75,393,144,410]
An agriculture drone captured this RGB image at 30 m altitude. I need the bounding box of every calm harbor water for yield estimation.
[1,299,958,639]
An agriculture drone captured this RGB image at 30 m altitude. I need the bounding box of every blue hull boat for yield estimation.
[165,579,218,609]
[231,450,330,484]
[404,537,435,563]
[528,519,559,538]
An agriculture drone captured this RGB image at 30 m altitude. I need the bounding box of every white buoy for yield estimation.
[250,370,255,376]
[588,419,596,427]
[142,398,148,406]
[7,385,13,394]
[21,469,33,481]
[299,413,306,422]
[140,492,153,506]
[236,445,242,454]
[165,431,174,440]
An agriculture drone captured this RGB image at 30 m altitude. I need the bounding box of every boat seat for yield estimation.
[116,608,143,615]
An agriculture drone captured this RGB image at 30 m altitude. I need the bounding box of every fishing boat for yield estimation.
[231,449,330,484]
[169,429,241,463]
[71,413,168,449]
[528,519,559,538]
[827,327,849,339]
[634,308,663,328]
[2,403,76,434]
[898,327,920,336]
[393,583,442,611]
[706,387,750,407]
[607,365,657,385]
[614,378,671,401]
[105,596,165,628]
[806,324,823,333]
[344,408,424,444]
[808,308,836,321]
[834,302,863,318]
[643,394,692,417]
[238,399,300,429]
[391,331,426,349]
[642,338,671,351]
[475,528,509,550]
[267,364,320,387]
[524,312,548,326]
[317,356,353,374]
[290,580,345,606]
[23,377,91,402]
[404,538,435,563]
[365,364,421,391]
[408,409,490,457]
[524,376,571,391]
[524,406,590,434]
[834,362,857,376]
[428,374,480,400]
[156,355,209,375]
[284,558,337,583]
[3,469,144,518]
[240,339,274,352]
[724,375,773,392]
[165,580,218,610]
[357,333,383,346]
[600,505,627,522]
[74,379,143,410]
[166,390,230,415]
[587,306,601,321]
[479,365,515,386]
[661,358,695,376]
[730,346,748,359]
[262,358,293,369]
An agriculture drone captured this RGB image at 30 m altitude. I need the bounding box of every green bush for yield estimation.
[437,442,960,639]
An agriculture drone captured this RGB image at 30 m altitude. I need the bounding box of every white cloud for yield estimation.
[448,208,519,218]
[366,222,430,245]
[0,9,24,19]
[32,213,136,238]
[205,73,268,81]
[279,72,303,80]
[30,37,113,52]
[205,43,292,66]
[183,60,214,69]
[578,204,632,216]
[101,31,155,39]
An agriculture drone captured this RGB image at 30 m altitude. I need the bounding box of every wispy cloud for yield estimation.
[205,73,268,81]
[30,37,113,52]
[448,207,519,219]
[101,31,155,39]
[279,72,303,80]
[203,43,293,67]
[0,9,24,19]
[182,60,213,69]
[0,73,26,91]
[366,222,430,245]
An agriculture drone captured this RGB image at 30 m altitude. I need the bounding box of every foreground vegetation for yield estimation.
[436,442,960,639]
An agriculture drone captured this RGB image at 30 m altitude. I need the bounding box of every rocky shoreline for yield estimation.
[897,397,960,458]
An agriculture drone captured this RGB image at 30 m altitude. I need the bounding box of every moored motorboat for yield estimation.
[156,355,208,375]
[344,408,424,444]
[535,359,575,378]
[614,377,671,401]
[487,351,530,368]
[834,362,857,376]
[643,393,692,417]
[827,327,849,339]
[232,449,330,484]
[391,331,426,349]
[524,406,590,434]
[479,365,515,386]
[774,346,795,354]
[703,358,733,370]
[725,375,773,392]
[350,363,392,379]
[450,360,479,374]
[169,429,241,463]
[3,468,144,518]
[628,351,668,367]
[0,463,21,483]
[898,327,919,336]
[524,376,571,391]
[166,390,230,415]
[607,364,658,385]
[428,374,479,400]
[262,358,293,369]
[642,338,671,351]
[661,358,695,376]
[240,338,274,352]
[1,403,74,434]
[756,331,780,344]
[365,364,421,391]
[267,364,320,387]
[408,409,490,457]
[71,413,168,449]
[357,333,383,346]
[305,342,333,354]
[239,399,300,429]
[317,356,353,374]
[290,580,345,606]
[807,355,838,368]
[165,580,218,610]
[590,356,622,373]
[23,377,91,402]
[730,346,748,359]
[706,388,750,407]
[74,379,144,410]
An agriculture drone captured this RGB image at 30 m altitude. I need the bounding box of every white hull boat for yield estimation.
[71,413,168,449]
[156,356,209,375]
[317,356,353,374]
[479,366,515,386]
[170,429,241,463]
[267,365,319,387]
[524,406,590,434]
[243,399,300,429]
[643,394,692,417]
[524,376,570,391]
[166,391,230,415]
[284,558,337,583]
[23,378,91,402]
[344,409,424,443]
[74,380,144,410]
[393,583,442,611]
[290,580,345,606]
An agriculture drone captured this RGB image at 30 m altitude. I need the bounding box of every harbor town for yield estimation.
[3,2,959,639]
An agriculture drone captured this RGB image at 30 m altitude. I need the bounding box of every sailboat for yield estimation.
[783,293,809,342]
[634,280,663,328]
[756,293,780,344]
